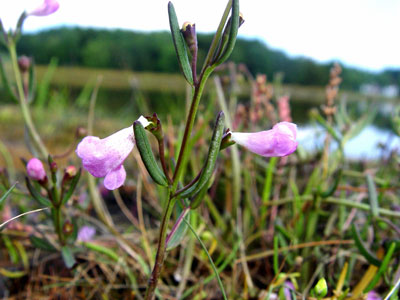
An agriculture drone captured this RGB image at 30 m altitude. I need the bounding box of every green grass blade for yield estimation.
[364,242,396,293]
[0,182,17,206]
[352,224,381,267]
[184,218,228,300]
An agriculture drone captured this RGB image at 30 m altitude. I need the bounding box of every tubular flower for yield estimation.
[76,117,149,190]
[76,126,134,190]
[230,122,298,157]
[29,0,59,17]
[26,158,46,181]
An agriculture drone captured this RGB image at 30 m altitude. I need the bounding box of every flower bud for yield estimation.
[27,158,46,181]
[50,161,57,173]
[239,13,245,27]
[63,220,74,235]
[65,166,77,178]
[62,165,77,185]
[75,127,88,138]
[18,56,31,73]
[181,22,197,56]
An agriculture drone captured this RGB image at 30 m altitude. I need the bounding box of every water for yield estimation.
[298,125,400,160]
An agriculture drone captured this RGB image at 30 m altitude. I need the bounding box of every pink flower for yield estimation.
[76,126,135,190]
[28,0,59,17]
[230,122,298,157]
[366,291,381,300]
[77,225,96,242]
[26,158,46,181]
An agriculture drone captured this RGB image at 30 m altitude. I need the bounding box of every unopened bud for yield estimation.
[18,56,31,73]
[63,220,74,235]
[65,166,77,178]
[181,22,197,55]
[50,161,57,172]
[76,127,87,138]
[27,158,46,181]
[239,13,245,27]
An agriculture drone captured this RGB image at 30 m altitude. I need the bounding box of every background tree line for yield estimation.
[9,27,400,90]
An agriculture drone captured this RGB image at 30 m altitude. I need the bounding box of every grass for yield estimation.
[1,62,400,299]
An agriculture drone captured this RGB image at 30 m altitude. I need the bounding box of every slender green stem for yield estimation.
[145,4,233,295]
[144,190,176,299]
[8,40,48,159]
[53,206,64,245]
[145,59,215,300]
[172,66,214,190]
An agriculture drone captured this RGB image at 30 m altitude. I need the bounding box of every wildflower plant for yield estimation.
[73,1,297,298]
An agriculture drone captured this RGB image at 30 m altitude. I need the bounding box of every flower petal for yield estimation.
[104,165,126,190]
[75,126,134,178]
[29,0,59,16]
[231,122,298,157]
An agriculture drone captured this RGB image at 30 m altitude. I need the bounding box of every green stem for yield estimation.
[8,40,48,159]
[172,66,214,190]
[145,60,215,300]
[53,205,64,245]
[144,190,176,300]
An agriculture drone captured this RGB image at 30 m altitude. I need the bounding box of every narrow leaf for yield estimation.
[168,2,193,85]
[319,169,342,198]
[309,109,341,143]
[61,168,82,205]
[366,174,379,218]
[134,122,168,186]
[166,207,190,250]
[61,246,76,269]
[364,243,396,293]
[0,58,18,102]
[179,112,225,198]
[184,218,228,300]
[30,235,57,252]
[352,224,381,266]
[25,177,52,207]
[0,268,26,278]
[0,182,17,206]
[213,0,240,66]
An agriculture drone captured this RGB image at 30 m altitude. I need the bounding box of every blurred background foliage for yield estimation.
[2,27,398,90]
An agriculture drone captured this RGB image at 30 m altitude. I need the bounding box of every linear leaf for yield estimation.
[168,2,193,85]
[0,182,17,206]
[134,122,168,186]
[179,112,225,198]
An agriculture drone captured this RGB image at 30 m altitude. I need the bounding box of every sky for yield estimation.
[1,0,399,72]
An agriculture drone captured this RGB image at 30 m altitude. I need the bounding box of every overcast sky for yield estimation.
[1,0,399,72]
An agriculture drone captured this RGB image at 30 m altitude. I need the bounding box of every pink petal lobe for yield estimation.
[29,0,59,16]
[104,165,126,190]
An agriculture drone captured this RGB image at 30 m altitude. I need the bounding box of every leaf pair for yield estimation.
[168,0,240,84]
[178,112,225,208]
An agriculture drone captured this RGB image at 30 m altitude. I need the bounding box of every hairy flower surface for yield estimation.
[231,122,297,157]
[29,0,59,16]
[76,126,135,190]
[26,158,46,181]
